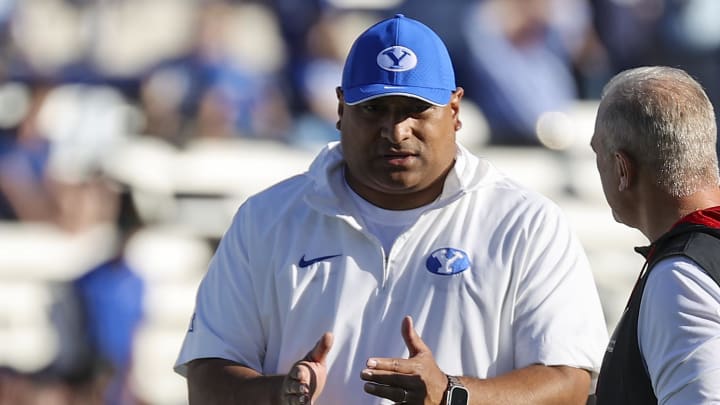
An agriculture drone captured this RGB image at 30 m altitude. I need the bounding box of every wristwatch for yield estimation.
[445,375,469,405]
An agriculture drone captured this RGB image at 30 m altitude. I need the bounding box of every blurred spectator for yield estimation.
[0,180,145,405]
[0,82,57,222]
[591,0,720,157]
[590,0,664,71]
[68,191,145,405]
[661,0,720,153]
[140,1,292,146]
[0,81,139,232]
[288,10,380,151]
[461,0,604,146]
[268,0,326,114]
[43,184,146,405]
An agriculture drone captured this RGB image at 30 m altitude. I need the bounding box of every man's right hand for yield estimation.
[281,332,333,405]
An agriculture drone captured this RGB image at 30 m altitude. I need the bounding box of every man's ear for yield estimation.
[615,150,634,191]
[450,87,463,117]
[450,87,464,131]
[336,87,344,129]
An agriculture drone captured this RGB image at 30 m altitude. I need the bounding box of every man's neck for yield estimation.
[642,187,720,242]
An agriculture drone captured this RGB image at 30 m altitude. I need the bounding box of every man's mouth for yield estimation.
[382,152,417,166]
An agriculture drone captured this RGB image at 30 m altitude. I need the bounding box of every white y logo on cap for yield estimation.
[377,46,417,72]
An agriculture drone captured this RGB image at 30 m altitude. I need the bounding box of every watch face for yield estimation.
[449,386,469,405]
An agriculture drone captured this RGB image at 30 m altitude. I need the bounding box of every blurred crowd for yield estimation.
[0,0,719,404]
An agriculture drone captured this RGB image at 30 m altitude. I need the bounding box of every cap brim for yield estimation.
[343,84,452,106]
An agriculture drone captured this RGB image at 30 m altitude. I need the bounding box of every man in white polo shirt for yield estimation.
[175,14,608,405]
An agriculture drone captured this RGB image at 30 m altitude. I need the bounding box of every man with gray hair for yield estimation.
[591,66,720,404]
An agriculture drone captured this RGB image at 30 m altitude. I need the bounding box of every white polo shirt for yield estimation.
[639,256,720,404]
[175,142,608,405]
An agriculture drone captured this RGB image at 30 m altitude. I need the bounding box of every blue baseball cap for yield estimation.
[341,14,456,106]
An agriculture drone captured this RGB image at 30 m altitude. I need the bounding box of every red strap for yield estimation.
[673,206,720,229]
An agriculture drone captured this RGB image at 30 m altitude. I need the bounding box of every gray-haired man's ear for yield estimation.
[615,151,633,191]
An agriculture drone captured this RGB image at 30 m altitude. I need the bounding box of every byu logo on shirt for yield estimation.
[377,46,417,72]
[426,248,471,275]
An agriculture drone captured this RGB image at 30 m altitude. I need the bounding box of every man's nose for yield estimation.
[380,113,412,143]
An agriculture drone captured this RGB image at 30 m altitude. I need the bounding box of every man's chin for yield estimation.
[375,173,417,190]
[611,210,632,229]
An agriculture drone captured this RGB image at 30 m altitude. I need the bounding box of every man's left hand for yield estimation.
[360,316,447,404]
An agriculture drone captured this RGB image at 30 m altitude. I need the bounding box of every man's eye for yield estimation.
[362,104,382,113]
[411,104,432,114]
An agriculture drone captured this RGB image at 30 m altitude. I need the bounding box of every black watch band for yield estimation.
[445,375,469,405]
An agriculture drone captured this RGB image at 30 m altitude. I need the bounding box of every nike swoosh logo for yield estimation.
[298,254,342,268]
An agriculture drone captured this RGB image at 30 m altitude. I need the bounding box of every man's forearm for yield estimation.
[463,365,591,405]
[187,358,285,405]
